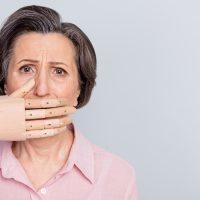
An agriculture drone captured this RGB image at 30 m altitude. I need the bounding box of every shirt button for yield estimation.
[40,188,47,194]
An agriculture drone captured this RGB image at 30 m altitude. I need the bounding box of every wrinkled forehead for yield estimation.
[11,32,76,64]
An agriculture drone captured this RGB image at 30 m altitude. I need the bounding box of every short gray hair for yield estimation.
[0,5,97,108]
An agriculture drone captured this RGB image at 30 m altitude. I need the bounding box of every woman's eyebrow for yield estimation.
[49,61,69,68]
[17,59,69,67]
[17,59,38,64]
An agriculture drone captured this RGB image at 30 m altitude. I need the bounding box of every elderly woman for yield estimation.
[0,5,138,200]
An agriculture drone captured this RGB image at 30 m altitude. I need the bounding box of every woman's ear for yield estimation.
[73,99,78,107]
[73,90,80,107]
[4,84,7,95]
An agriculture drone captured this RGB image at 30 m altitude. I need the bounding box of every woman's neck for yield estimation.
[12,128,74,164]
[11,127,74,190]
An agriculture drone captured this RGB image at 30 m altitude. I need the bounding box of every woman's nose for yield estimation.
[33,71,51,97]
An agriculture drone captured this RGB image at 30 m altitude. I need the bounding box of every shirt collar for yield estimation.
[65,124,94,184]
[0,141,32,187]
[0,141,13,172]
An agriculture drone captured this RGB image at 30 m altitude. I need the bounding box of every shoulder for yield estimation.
[92,144,136,184]
[92,143,136,177]
[90,142,138,198]
[76,130,136,182]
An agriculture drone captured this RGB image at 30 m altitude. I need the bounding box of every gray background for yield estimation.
[0,0,199,199]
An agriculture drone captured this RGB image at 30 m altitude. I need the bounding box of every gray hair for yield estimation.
[0,5,97,108]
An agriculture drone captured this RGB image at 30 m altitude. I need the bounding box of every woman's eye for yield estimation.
[53,67,67,76]
[19,65,34,73]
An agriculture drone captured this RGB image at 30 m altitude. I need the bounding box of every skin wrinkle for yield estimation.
[5,33,77,101]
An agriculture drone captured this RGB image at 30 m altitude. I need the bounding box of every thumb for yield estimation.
[10,78,35,98]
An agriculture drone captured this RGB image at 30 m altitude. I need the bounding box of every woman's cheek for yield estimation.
[6,74,30,94]
[50,79,79,105]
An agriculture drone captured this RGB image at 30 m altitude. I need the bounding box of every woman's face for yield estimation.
[5,32,80,106]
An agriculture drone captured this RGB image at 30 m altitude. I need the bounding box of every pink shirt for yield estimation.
[0,125,138,200]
